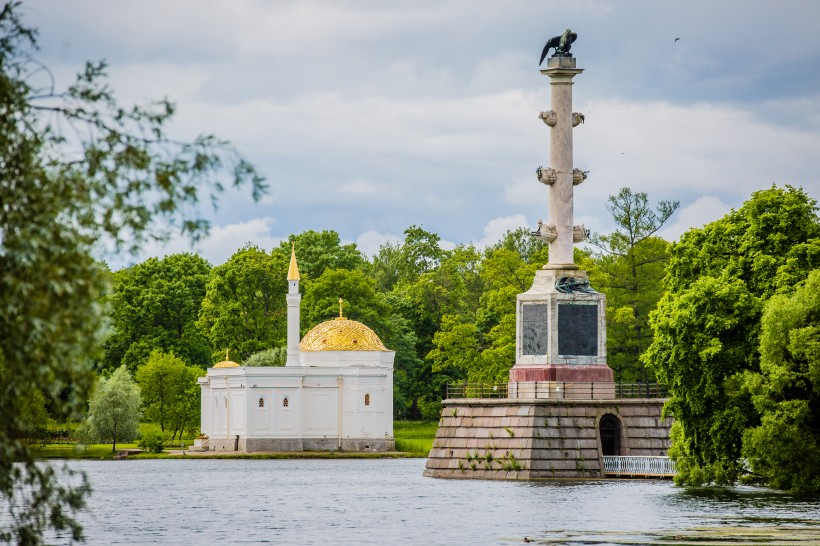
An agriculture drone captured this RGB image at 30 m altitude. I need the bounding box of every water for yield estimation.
[56,459,820,545]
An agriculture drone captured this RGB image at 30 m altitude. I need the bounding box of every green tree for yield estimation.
[198,245,287,362]
[646,275,760,485]
[742,270,820,492]
[302,268,392,333]
[135,351,202,440]
[279,230,366,281]
[244,347,288,366]
[644,185,820,487]
[664,185,820,299]
[0,4,262,542]
[428,230,551,386]
[86,366,142,452]
[588,188,679,382]
[103,253,212,373]
[372,225,445,292]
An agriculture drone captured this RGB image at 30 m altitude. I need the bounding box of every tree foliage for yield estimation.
[85,366,142,452]
[645,185,820,489]
[588,187,679,382]
[135,351,202,440]
[244,347,287,367]
[197,245,287,362]
[0,3,263,542]
[103,253,212,372]
[646,275,760,485]
[280,230,366,281]
[742,270,820,492]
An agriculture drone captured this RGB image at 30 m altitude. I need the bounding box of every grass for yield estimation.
[394,420,438,455]
[28,420,441,459]
[30,443,139,460]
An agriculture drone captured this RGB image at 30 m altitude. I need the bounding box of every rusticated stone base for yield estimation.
[208,437,395,452]
[423,398,670,480]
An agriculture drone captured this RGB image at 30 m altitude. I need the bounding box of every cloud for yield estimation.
[658,196,732,241]
[339,178,402,197]
[355,229,403,258]
[131,217,283,268]
[474,214,530,249]
[26,0,820,256]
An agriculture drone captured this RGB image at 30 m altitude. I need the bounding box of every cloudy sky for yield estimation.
[25,1,820,266]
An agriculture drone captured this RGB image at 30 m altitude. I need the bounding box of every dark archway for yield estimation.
[599,414,621,456]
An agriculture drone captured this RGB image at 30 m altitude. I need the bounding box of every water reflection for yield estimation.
[59,459,820,545]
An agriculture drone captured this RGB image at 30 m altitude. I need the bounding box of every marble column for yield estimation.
[508,54,614,389]
[544,56,583,269]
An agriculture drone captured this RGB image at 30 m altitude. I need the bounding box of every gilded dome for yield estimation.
[300,317,388,352]
[213,349,240,368]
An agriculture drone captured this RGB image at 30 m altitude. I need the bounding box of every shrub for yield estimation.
[139,432,166,453]
[244,347,287,367]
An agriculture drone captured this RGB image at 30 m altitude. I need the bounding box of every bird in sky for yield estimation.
[675,37,681,43]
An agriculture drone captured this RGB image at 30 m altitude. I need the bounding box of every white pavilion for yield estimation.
[196,247,395,452]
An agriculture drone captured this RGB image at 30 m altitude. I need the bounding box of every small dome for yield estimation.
[300,317,388,352]
[213,349,240,368]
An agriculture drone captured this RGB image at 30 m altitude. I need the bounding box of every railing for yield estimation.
[445,382,668,400]
[603,456,676,477]
[446,383,509,399]
[615,383,669,398]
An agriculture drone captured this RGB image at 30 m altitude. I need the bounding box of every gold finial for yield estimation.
[226,348,229,361]
[287,242,300,281]
[339,297,344,318]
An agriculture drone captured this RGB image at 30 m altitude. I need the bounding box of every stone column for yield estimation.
[544,56,583,269]
[508,53,614,389]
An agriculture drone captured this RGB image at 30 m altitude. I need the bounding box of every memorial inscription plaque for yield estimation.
[522,303,549,356]
[557,303,597,356]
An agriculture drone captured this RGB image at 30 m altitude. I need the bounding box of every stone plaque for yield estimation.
[557,303,598,356]
[522,303,549,356]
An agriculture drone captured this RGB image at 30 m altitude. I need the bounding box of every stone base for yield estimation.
[423,398,671,480]
[509,364,614,382]
[208,437,395,452]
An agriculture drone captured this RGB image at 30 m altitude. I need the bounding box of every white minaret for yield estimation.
[285,244,301,367]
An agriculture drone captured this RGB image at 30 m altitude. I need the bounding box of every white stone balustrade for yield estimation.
[603,456,676,477]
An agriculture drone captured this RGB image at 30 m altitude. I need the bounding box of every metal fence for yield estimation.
[615,383,669,398]
[445,383,509,399]
[603,456,676,477]
[445,382,668,400]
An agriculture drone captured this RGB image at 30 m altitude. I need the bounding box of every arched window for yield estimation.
[258,397,265,408]
[599,414,621,456]
[364,393,371,406]
[283,396,289,408]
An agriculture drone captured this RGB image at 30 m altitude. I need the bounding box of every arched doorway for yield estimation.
[599,414,621,456]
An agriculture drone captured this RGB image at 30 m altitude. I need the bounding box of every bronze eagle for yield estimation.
[540,29,577,64]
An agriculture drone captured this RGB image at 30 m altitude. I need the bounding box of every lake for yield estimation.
[57,458,820,545]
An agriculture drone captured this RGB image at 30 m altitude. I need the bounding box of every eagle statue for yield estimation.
[539,29,577,65]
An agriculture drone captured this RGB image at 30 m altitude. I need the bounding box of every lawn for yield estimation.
[28,420,440,459]
[394,420,438,455]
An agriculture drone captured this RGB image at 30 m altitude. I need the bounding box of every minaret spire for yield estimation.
[286,243,301,366]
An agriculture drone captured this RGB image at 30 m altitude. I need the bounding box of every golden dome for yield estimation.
[300,317,388,352]
[213,349,240,368]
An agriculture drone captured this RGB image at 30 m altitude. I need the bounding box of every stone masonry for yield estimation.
[423,398,671,480]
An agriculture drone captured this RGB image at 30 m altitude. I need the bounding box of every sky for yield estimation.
[25,0,820,266]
